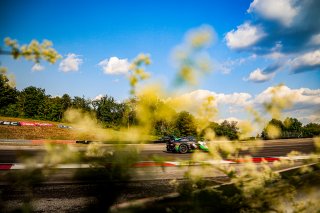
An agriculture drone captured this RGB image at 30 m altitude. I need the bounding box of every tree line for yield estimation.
[0,72,239,139]
[1,73,319,139]
[261,117,320,139]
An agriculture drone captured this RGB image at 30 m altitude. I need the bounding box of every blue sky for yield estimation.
[1,0,320,123]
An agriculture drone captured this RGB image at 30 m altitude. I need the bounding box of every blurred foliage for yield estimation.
[126,167,320,213]
[173,25,214,86]
[263,84,293,120]
[73,144,140,212]
[2,37,61,64]
[128,53,151,95]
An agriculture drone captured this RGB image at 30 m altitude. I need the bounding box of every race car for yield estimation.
[166,136,209,154]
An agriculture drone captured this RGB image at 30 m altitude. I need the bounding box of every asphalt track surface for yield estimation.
[0,138,316,163]
[0,138,316,182]
[0,138,318,212]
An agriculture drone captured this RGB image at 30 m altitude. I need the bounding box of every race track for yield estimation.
[0,138,316,163]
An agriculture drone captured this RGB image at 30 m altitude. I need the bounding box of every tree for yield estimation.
[261,118,306,139]
[303,123,320,137]
[283,117,302,132]
[174,111,197,137]
[215,120,239,140]
[72,96,92,112]
[0,69,18,115]
[19,86,46,118]
[153,119,175,136]
[122,98,138,128]
[281,117,303,138]
[95,95,125,128]
[61,94,72,111]
[44,96,64,121]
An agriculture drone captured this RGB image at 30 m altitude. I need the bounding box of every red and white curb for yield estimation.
[0,156,318,170]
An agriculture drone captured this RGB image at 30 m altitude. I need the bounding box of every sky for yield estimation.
[1,0,320,124]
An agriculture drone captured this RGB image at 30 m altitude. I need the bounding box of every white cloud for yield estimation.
[216,63,231,74]
[98,57,130,75]
[225,22,266,49]
[298,113,320,124]
[289,50,320,73]
[225,0,319,75]
[265,52,286,60]
[216,56,253,74]
[309,34,320,45]
[59,53,83,72]
[216,92,253,106]
[93,94,104,101]
[170,90,252,112]
[246,68,275,82]
[264,42,286,59]
[166,90,253,125]
[253,85,320,125]
[168,86,319,130]
[248,0,299,27]
[228,106,241,114]
[301,88,320,96]
[31,63,44,72]
[254,85,320,105]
